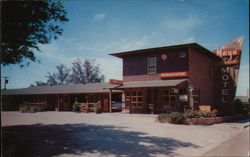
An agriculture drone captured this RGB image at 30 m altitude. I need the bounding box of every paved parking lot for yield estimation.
[2,112,249,157]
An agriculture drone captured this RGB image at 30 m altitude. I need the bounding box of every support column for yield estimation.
[188,85,194,110]
[109,89,112,113]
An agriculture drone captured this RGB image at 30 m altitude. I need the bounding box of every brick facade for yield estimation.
[123,48,188,82]
[110,43,221,112]
[123,74,162,82]
[188,47,215,106]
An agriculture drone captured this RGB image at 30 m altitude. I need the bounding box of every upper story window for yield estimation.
[148,58,156,74]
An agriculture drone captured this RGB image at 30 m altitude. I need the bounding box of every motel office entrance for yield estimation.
[124,86,200,114]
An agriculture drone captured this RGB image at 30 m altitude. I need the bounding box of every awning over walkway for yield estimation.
[118,79,188,88]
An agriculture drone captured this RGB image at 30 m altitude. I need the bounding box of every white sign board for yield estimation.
[179,95,188,101]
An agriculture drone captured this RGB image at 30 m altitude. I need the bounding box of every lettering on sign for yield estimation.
[215,49,241,57]
[160,71,188,78]
[214,49,241,65]
[220,67,230,103]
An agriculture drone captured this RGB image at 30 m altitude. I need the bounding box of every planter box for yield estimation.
[214,117,223,123]
[158,118,180,124]
[158,114,247,125]
[158,119,171,123]
[183,117,224,125]
[182,118,201,125]
[183,114,246,125]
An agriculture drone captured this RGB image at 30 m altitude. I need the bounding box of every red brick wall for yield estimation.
[123,48,188,82]
[123,74,161,82]
[188,47,215,106]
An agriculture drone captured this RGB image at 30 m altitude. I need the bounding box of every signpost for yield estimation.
[213,37,244,113]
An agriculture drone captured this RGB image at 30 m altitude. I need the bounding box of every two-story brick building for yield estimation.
[110,43,222,113]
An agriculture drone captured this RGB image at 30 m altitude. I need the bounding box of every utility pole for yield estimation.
[3,76,9,89]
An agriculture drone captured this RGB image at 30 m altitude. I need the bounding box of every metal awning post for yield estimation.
[188,85,194,110]
[109,89,112,113]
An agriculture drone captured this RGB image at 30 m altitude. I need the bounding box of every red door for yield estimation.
[103,98,109,112]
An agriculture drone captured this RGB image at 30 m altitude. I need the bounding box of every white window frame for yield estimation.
[148,57,157,74]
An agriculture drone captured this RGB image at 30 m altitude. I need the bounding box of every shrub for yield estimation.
[29,106,35,113]
[184,109,218,118]
[32,105,45,112]
[184,109,201,118]
[234,99,247,115]
[158,113,169,120]
[19,105,29,113]
[158,112,184,124]
[72,102,79,112]
[211,109,218,117]
[94,103,102,114]
[200,110,212,118]
[19,105,45,113]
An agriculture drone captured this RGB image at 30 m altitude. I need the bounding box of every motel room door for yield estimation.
[102,94,109,112]
[57,95,71,111]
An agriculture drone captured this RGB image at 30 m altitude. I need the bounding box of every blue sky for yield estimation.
[2,0,249,96]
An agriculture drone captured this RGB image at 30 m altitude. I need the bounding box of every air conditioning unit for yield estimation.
[171,88,179,93]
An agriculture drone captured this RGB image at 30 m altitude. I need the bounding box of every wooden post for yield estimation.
[57,95,60,112]
[110,90,112,113]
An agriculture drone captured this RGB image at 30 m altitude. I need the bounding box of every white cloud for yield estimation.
[118,35,150,52]
[95,57,122,80]
[93,13,106,21]
[184,36,195,43]
[36,44,70,64]
[163,15,202,31]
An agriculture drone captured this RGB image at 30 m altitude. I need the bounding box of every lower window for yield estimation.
[131,90,144,108]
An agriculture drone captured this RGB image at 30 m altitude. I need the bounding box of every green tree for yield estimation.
[70,58,86,84]
[1,0,68,67]
[70,58,105,84]
[35,81,49,86]
[47,64,70,85]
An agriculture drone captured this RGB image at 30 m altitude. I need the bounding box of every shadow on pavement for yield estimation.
[234,118,250,123]
[2,123,200,157]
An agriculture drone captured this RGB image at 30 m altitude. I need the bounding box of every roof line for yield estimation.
[109,42,197,56]
[109,42,221,61]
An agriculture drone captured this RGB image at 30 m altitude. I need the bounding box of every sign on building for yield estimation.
[213,37,244,109]
[109,79,123,85]
[160,71,188,78]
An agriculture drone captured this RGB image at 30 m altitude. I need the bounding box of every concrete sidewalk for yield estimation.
[204,127,250,157]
